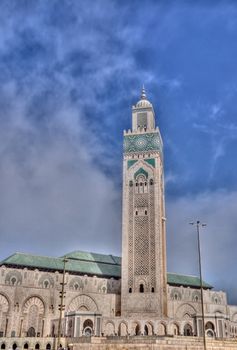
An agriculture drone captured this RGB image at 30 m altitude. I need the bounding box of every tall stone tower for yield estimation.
[121,87,167,318]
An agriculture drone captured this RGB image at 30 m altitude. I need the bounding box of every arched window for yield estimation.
[35,344,40,350]
[151,287,154,293]
[12,344,17,350]
[10,277,17,285]
[24,343,29,349]
[139,284,144,293]
[144,325,148,335]
[149,179,153,185]
[46,344,51,350]
[1,344,6,350]
[145,210,147,215]
[43,280,49,288]
[129,180,133,187]
[129,288,132,293]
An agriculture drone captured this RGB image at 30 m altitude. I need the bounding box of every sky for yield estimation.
[0,0,237,303]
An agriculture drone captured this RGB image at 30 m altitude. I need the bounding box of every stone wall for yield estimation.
[71,336,237,350]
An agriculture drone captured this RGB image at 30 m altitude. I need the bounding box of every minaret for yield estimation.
[121,87,167,317]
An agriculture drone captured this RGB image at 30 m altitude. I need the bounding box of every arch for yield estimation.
[23,296,45,315]
[183,323,193,336]
[170,289,182,301]
[38,274,54,288]
[46,344,51,350]
[192,291,201,302]
[83,319,93,336]
[104,322,115,336]
[35,344,40,350]
[23,343,29,349]
[144,322,153,335]
[157,323,166,336]
[212,293,221,305]
[139,284,144,293]
[205,321,215,338]
[68,294,98,312]
[131,321,141,336]
[205,321,215,330]
[118,322,128,336]
[27,327,36,337]
[0,294,10,313]
[1,344,6,350]
[5,271,22,285]
[69,277,84,291]
[12,344,17,350]
[171,323,180,336]
[175,303,197,319]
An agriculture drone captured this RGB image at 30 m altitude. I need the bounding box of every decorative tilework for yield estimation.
[145,158,155,168]
[134,168,148,179]
[127,160,138,169]
[124,132,162,153]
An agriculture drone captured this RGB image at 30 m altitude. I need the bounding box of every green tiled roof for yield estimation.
[0,252,121,278]
[167,272,212,289]
[0,251,212,289]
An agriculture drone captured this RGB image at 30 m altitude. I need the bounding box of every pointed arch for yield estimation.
[0,294,10,313]
[68,294,98,312]
[175,303,197,319]
[23,296,45,315]
[104,321,115,336]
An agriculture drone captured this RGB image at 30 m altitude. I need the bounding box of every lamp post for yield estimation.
[57,257,68,350]
[190,221,207,350]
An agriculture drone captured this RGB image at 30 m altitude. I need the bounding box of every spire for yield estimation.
[141,85,146,100]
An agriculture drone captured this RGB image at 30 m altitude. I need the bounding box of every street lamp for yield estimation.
[190,221,207,350]
[57,257,68,350]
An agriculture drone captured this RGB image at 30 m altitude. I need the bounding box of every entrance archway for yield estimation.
[27,327,36,337]
[83,319,93,336]
[184,324,193,336]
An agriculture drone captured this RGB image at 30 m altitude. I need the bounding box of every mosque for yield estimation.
[0,89,237,350]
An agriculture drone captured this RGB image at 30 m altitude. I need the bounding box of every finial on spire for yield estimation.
[141,85,146,100]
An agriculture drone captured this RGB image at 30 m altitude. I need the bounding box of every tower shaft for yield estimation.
[121,89,167,317]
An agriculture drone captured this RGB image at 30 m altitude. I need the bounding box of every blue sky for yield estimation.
[0,0,237,303]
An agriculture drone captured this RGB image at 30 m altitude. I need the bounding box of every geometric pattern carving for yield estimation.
[23,297,45,315]
[175,303,197,319]
[135,194,148,207]
[128,184,134,288]
[68,294,98,312]
[5,270,22,285]
[124,133,161,153]
[0,294,9,313]
[134,216,149,275]
[38,274,54,288]
[69,277,84,291]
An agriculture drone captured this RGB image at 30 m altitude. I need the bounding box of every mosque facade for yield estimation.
[0,90,237,349]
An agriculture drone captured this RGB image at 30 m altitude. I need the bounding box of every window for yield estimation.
[129,288,132,293]
[150,179,154,185]
[145,210,147,215]
[43,280,49,288]
[135,211,138,216]
[139,284,144,293]
[10,277,17,285]
[151,287,154,293]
